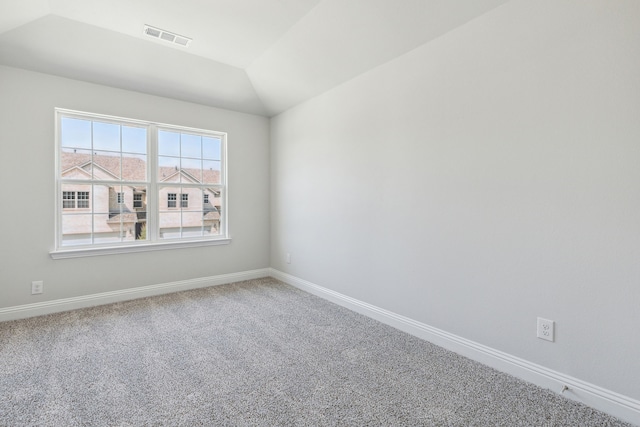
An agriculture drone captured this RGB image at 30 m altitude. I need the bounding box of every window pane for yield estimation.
[202,137,221,160]
[103,201,137,242]
[109,185,124,213]
[122,126,147,154]
[58,184,146,244]
[204,219,221,235]
[122,153,147,181]
[182,211,203,236]
[61,117,91,150]
[61,148,92,179]
[131,186,148,239]
[203,202,221,236]
[202,160,221,184]
[94,213,124,243]
[158,156,180,182]
[93,212,111,236]
[61,214,92,246]
[93,121,121,152]
[181,133,201,159]
[158,130,180,156]
[187,188,203,210]
[182,229,203,238]
[135,219,147,241]
[90,184,108,214]
[159,212,181,239]
[105,212,137,242]
[181,158,202,183]
[204,188,221,210]
[93,151,121,181]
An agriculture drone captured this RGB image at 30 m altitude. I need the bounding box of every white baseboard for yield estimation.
[0,268,271,323]
[270,268,640,426]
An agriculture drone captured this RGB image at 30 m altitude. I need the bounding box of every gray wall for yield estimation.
[270,0,640,400]
[0,66,270,307]
[1,0,638,410]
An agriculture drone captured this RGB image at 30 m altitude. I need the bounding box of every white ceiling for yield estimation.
[0,0,510,116]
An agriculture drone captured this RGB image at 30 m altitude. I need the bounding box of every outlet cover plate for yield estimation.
[31,281,43,295]
[537,317,554,342]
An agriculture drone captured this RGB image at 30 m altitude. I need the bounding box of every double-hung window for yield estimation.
[77,191,90,208]
[62,191,91,209]
[133,193,143,209]
[53,109,228,257]
[167,193,177,208]
[62,191,76,209]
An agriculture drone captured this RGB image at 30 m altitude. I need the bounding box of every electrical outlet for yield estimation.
[286,253,291,264]
[537,317,554,342]
[31,281,44,295]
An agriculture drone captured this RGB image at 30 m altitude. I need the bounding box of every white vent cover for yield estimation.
[144,25,192,48]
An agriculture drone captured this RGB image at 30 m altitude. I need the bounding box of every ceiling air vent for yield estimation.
[144,25,192,48]
[174,36,190,47]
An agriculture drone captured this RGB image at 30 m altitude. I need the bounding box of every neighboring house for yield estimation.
[61,151,221,244]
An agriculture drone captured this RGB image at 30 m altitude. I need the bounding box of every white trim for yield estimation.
[269,269,640,426]
[50,237,231,259]
[0,268,269,322]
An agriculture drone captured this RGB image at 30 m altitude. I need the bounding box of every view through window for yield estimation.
[55,109,226,251]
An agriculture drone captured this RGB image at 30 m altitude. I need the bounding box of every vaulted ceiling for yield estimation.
[0,0,510,116]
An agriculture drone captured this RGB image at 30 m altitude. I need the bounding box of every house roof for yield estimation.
[62,151,220,184]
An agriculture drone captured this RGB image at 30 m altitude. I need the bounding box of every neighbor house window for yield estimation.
[133,193,143,208]
[54,108,227,256]
[62,191,75,209]
[77,191,90,208]
[62,191,90,209]
[167,193,177,208]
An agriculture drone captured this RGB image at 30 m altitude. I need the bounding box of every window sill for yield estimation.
[50,238,231,259]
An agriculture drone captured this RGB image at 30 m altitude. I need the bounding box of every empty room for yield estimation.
[1,0,639,425]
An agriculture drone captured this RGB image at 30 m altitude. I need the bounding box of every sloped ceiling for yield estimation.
[0,0,510,116]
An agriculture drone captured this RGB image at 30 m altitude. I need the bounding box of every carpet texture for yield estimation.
[0,277,633,426]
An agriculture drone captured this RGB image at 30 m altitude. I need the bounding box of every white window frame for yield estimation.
[51,108,229,259]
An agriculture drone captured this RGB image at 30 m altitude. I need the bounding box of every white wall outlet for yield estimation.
[537,317,554,342]
[31,280,44,295]
[286,253,291,264]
